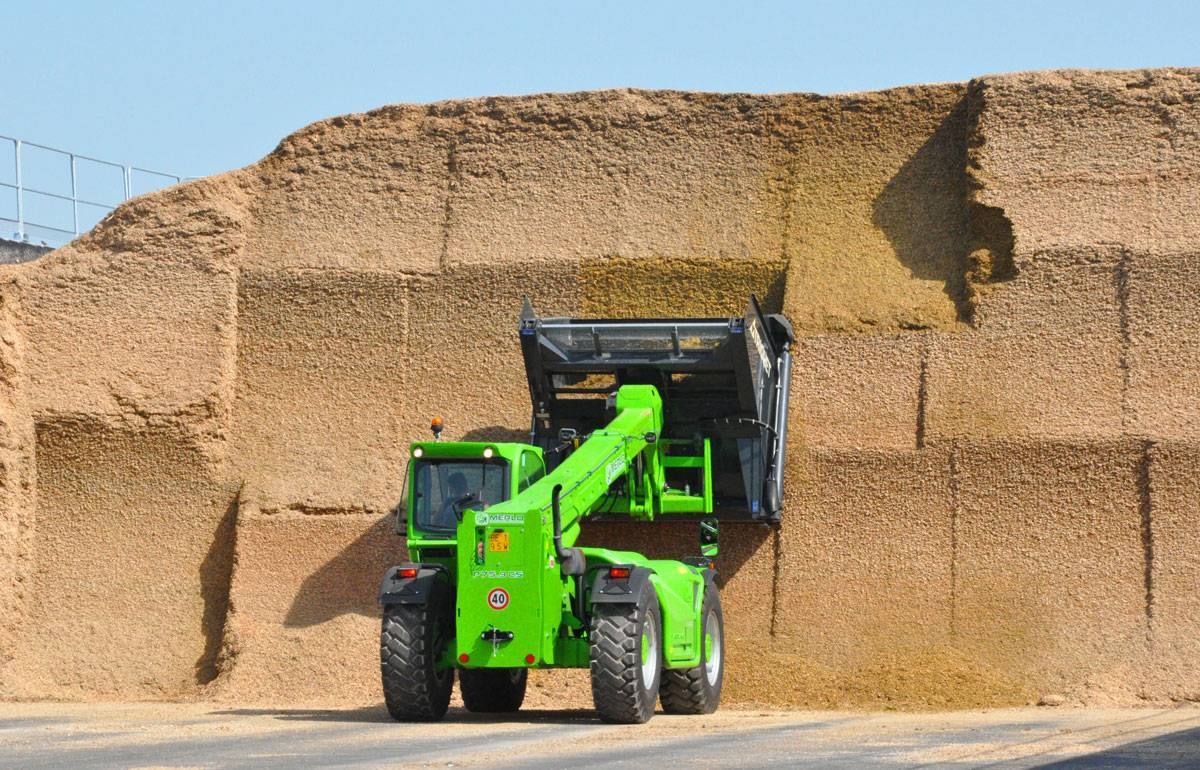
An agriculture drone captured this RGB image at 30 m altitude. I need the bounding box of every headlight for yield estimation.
[483,447,494,459]
[413,447,424,458]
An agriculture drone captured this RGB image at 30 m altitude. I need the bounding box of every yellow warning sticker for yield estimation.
[488,530,510,553]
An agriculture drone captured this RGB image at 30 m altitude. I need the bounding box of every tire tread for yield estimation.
[381,603,453,721]
[460,668,528,713]
[589,593,660,724]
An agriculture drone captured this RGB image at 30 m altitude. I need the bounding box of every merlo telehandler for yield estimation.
[379,297,794,723]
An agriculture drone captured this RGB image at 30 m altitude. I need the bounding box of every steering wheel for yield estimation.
[451,493,485,522]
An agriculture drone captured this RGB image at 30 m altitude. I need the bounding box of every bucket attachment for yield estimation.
[519,297,794,522]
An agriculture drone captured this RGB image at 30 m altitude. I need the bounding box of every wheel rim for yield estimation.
[641,617,658,689]
[704,611,722,687]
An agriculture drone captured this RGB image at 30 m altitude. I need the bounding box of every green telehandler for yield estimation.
[379,297,794,723]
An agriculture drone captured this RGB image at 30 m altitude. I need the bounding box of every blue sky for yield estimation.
[3,1,1197,241]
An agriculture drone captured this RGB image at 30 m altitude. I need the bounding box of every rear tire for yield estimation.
[459,668,528,712]
[589,589,662,724]
[660,587,724,715]
[381,603,454,722]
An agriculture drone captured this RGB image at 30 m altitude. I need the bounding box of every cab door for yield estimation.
[516,450,545,496]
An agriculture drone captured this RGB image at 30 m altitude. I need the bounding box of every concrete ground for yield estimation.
[1,702,1199,769]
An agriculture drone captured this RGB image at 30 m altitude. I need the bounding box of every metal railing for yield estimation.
[1,134,185,246]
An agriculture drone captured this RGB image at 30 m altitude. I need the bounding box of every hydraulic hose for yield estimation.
[551,484,568,561]
[765,347,793,520]
[552,483,588,630]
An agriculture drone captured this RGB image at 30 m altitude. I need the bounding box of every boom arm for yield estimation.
[490,384,700,549]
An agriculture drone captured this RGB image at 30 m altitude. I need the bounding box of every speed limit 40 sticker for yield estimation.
[487,587,510,611]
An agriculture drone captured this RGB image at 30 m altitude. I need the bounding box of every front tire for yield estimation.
[381,603,454,721]
[459,668,528,712]
[660,587,724,714]
[589,589,662,724]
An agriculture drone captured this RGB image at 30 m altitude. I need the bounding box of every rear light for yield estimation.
[525,654,536,664]
[608,566,632,579]
[459,653,470,663]
[397,567,419,579]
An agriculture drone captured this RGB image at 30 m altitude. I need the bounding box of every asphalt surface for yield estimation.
[1,702,1199,769]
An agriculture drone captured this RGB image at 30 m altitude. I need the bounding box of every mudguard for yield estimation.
[682,557,718,592]
[379,564,449,606]
[589,565,655,605]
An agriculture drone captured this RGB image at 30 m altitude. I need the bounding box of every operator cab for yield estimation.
[411,459,508,533]
[404,423,547,538]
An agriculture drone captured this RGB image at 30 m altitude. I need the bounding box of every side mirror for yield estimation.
[699,517,719,558]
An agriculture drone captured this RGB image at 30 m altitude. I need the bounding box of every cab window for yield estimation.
[411,460,508,533]
[517,450,545,493]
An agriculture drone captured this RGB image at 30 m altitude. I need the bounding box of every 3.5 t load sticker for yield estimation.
[487,587,510,610]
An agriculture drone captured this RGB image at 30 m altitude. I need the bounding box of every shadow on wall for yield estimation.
[280,428,528,629]
[284,515,398,628]
[196,493,239,684]
[461,426,528,443]
[871,97,972,323]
